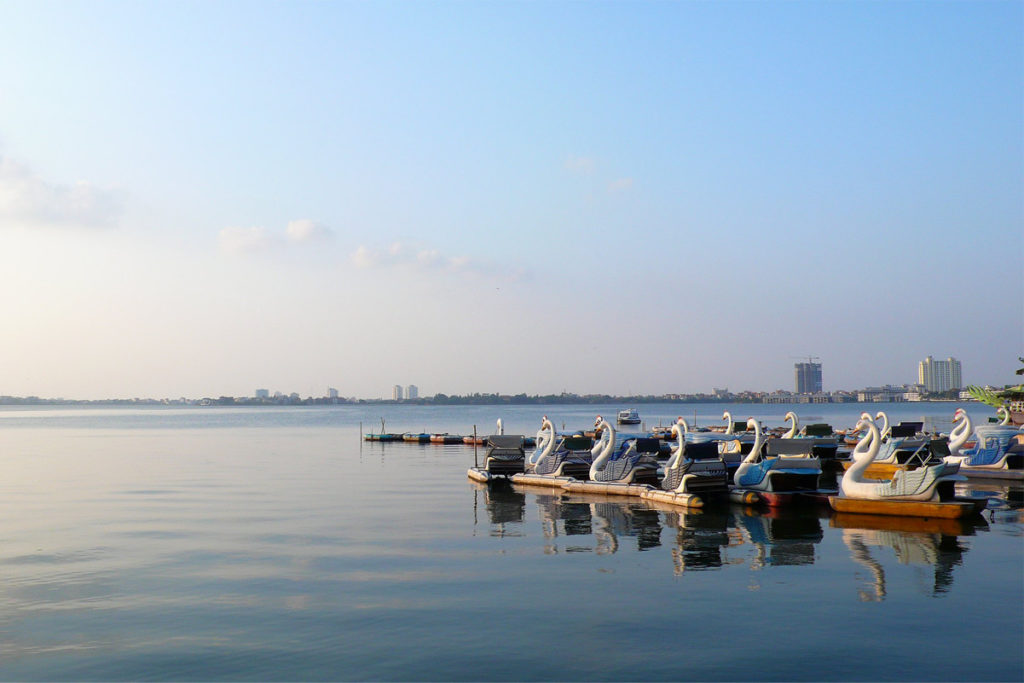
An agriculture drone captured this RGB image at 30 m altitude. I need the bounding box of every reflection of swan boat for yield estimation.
[829,511,986,537]
[829,418,984,518]
[467,420,527,482]
[834,513,977,600]
[590,499,663,552]
[616,408,641,425]
[944,408,1024,480]
[732,418,823,506]
[469,479,526,537]
[735,505,824,567]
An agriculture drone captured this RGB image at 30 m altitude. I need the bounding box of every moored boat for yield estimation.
[829,418,981,518]
[616,408,641,425]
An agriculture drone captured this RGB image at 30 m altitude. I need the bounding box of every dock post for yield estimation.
[473,425,478,468]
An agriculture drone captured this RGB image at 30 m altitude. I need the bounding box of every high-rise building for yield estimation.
[328,388,338,399]
[918,356,962,393]
[406,384,418,399]
[795,362,823,394]
[392,385,403,400]
[255,389,269,399]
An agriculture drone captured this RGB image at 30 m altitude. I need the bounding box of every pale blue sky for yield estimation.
[0,0,1020,399]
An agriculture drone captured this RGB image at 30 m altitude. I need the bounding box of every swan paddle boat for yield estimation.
[643,420,732,509]
[682,415,751,474]
[839,412,932,480]
[467,420,527,483]
[944,408,1024,480]
[779,410,840,459]
[563,416,661,497]
[732,418,823,507]
[514,416,594,487]
[828,418,983,518]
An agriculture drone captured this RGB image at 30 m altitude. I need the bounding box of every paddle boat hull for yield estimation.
[828,496,986,519]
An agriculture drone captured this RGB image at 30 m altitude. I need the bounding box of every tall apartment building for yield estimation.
[392,384,403,400]
[794,362,822,394]
[406,384,418,399]
[918,356,962,393]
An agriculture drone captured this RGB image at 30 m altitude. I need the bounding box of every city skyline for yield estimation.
[0,2,1020,400]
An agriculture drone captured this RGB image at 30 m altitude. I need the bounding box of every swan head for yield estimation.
[676,416,689,432]
[746,418,759,433]
[859,412,874,422]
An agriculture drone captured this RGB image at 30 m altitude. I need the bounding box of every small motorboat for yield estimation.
[616,408,641,425]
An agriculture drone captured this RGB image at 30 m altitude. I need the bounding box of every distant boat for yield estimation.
[616,408,641,425]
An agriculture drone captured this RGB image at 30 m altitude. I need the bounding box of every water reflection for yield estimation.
[469,482,1011,600]
[831,513,987,600]
[735,506,825,568]
[662,508,743,574]
[470,480,525,537]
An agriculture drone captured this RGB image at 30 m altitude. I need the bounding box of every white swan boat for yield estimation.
[779,410,840,459]
[829,418,983,518]
[944,408,1024,480]
[682,414,751,472]
[589,416,660,485]
[732,418,823,506]
[515,416,594,485]
[467,419,527,483]
[659,419,729,495]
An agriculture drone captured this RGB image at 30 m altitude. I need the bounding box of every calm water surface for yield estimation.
[0,404,1020,681]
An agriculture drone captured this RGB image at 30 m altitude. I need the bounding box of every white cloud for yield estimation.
[219,218,332,255]
[564,155,596,174]
[608,178,634,193]
[218,226,281,254]
[350,241,483,274]
[0,156,122,229]
[285,219,333,244]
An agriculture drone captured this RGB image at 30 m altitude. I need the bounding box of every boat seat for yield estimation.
[685,442,720,460]
[633,438,662,455]
[888,424,918,438]
[560,436,594,451]
[766,439,816,457]
[801,423,833,437]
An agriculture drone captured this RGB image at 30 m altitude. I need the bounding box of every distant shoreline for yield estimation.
[0,395,969,407]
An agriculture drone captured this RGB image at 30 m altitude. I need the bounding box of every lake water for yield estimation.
[0,403,1020,681]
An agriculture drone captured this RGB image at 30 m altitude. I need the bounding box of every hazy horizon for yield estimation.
[1,1,1021,401]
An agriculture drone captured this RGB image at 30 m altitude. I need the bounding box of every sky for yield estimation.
[0,0,1021,400]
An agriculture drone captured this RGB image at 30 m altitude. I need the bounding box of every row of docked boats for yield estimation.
[467,408,1024,519]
